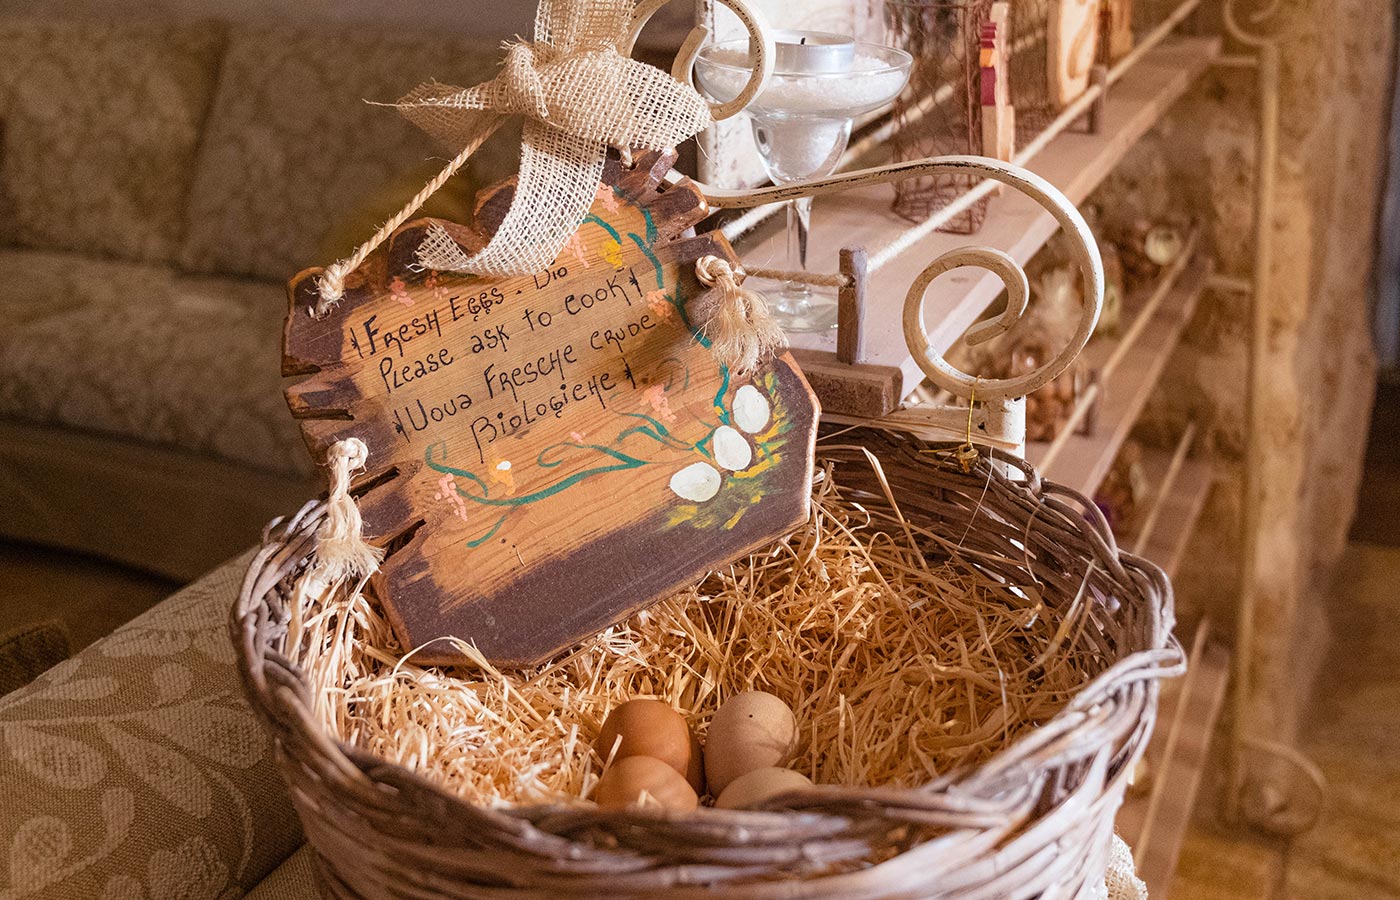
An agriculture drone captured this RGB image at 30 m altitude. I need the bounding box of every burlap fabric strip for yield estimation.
[314,0,714,309]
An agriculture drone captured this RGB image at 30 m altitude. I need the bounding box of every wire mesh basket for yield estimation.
[885,0,994,233]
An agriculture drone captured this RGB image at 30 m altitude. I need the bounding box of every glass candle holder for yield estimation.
[696,35,912,332]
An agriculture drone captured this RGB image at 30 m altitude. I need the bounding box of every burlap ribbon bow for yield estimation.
[393,0,712,278]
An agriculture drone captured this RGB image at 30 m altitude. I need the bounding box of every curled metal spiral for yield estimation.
[626,0,773,121]
[642,0,1103,404]
[630,0,1105,404]
[1222,0,1287,47]
[690,157,1105,405]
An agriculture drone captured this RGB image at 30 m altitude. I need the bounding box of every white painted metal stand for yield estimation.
[1220,0,1327,839]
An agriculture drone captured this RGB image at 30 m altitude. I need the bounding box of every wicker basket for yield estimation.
[233,429,1180,900]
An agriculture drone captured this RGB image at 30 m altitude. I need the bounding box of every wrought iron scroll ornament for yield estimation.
[646,0,1104,411]
[1222,0,1285,47]
[318,0,1104,421]
[686,157,1104,406]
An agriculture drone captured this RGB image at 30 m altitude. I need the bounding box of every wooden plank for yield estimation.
[981,2,1015,163]
[1132,423,1197,549]
[1116,620,1210,847]
[1101,0,1135,63]
[1027,253,1210,497]
[283,152,819,666]
[1137,455,1215,582]
[1132,638,1231,897]
[791,349,900,417]
[836,247,868,365]
[750,36,1221,404]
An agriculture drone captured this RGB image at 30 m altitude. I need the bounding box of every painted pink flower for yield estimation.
[390,277,413,306]
[562,232,591,269]
[433,473,469,521]
[643,384,677,424]
[645,290,675,322]
[595,184,622,215]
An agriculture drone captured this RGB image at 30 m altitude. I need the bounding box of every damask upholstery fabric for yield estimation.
[177,24,509,282]
[0,21,224,264]
[0,553,304,899]
[0,250,312,478]
[0,622,70,698]
[242,845,319,900]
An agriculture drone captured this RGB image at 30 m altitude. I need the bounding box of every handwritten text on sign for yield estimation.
[351,259,663,466]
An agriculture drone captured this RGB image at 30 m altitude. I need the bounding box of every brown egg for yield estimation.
[594,756,699,812]
[714,766,813,810]
[595,699,693,777]
[704,691,797,795]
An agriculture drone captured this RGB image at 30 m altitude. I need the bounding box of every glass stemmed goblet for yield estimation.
[695,34,912,332]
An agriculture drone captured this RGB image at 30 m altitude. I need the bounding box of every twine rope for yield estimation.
[316,136,491,315]
[694,255,785,374]
[315,438,383,583]
[745,267,852,289]
[315,0,713,309]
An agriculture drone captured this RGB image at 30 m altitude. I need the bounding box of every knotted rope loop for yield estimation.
[695,254,746,288]
[329,436,370,471]
[694,255,785,375]
[315,438,383,583]
[498,42,552,120]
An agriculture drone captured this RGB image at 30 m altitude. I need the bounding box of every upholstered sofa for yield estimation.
[0,17,699,897]
[0,19,516,896]
[0,551,322,898]
[0,17,518,581]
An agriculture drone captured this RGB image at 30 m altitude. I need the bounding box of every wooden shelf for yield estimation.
[1134,452,1215,582]
[1027,246,1211,497]
[1117,622,1231,899]
[740,35,1222,411]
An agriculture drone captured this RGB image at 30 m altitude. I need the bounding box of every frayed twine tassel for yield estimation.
[315,438,384,584]
[695,255,785,375]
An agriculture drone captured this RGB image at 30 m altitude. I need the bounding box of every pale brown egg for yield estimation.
[595,699,693,777]
[703,691,797,795]
[594,756,699,811]
[714,767,813,810]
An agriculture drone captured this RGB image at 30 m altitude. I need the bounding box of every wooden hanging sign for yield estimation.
[284,151,819,667]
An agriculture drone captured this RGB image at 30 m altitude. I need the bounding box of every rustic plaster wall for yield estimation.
[1110,0,1392,750]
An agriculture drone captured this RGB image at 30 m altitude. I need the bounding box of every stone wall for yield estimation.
[1108,0,1392,752]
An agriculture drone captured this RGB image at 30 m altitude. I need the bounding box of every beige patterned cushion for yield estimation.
[0,553,304,898]
[244,845,320,899]
[0,20,224,263]
[0,249,312,477]
[177,24,510,282]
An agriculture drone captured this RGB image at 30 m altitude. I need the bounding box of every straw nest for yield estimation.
[284,438,1113,810]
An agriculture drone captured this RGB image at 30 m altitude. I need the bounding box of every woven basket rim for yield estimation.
[232,437,1184,898]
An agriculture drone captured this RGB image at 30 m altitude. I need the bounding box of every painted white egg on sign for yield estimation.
[733,385,771,434]
[670,462,722,502]
[713,426,753,471]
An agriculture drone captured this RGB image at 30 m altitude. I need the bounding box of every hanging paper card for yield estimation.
[284,151,819,666]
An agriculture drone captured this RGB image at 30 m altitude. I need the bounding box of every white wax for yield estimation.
[698,49,907,117]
